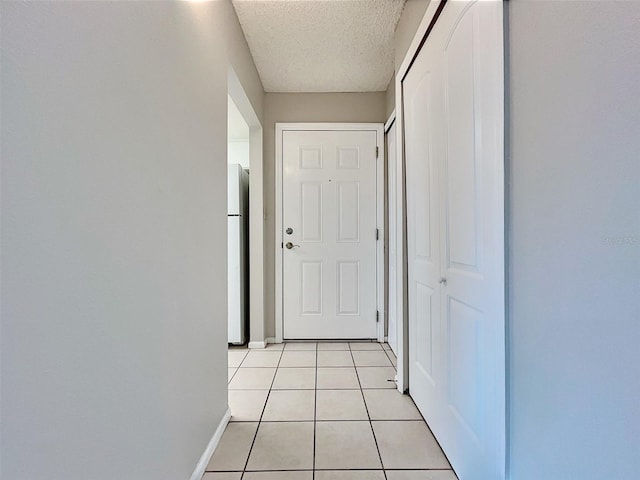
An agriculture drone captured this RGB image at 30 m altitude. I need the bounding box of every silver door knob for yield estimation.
[439,278,447,286]
[285,242,300,249]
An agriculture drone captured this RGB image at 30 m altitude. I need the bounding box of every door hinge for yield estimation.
[376,146,379,159]
[376,310,380,323]
[376,228,379,241]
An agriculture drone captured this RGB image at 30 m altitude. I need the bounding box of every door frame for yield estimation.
[384,112,397,354]
[228,67,265,349]
[275,123,385,343]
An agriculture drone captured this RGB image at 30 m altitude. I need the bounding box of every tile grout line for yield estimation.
[382,347,398,372]
[227,348,249,385]
[236,348,250,368]
[227,343,394,478]
[378,345,454,471]
[349,342,389,480]
[229,418,425,423]
[226,343,453,479]
[239,345,285,480]
[313,342,318,480]
[228,367,238,385]
[227,347,250,389]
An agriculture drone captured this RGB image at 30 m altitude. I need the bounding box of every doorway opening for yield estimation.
[227,65,265,352]
[227,95,250,345]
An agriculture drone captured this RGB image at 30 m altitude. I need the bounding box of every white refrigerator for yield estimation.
[228,164,249,344]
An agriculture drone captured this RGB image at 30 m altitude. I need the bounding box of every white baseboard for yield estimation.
[248,337,280,349]
[189,407,231,480]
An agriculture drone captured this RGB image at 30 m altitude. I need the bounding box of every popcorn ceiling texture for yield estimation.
[232,0,406,93]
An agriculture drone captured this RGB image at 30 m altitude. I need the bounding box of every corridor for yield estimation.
[204,342,455,480]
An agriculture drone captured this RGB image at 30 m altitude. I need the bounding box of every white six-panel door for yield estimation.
[282,130,379,339]
[403,1,505,479]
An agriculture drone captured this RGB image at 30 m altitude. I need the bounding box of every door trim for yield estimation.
[384,112,397,354]
[384,110,396,133]
[275,123,385,343]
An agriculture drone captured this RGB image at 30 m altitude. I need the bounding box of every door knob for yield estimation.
[439,277,447,286]
[285,242,300,250]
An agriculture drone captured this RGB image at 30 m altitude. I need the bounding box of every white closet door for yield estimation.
[282,130,378,339]
[403,1,505,479]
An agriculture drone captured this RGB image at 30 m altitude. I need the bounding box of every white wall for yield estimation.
[263,92,387,338]
[394,0,430,71]
[228,141,250,170]
[385,0,429,121]
[507,2,640,479]
[0,2,262,479]
[226,2,265,125]
[228,95,251,169]
[385,79,395,120]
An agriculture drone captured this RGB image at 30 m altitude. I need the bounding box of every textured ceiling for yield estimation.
[232,0,406,93]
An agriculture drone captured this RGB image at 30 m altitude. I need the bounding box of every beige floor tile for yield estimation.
[372,421,450,469]
[315,471,385,480]
[316,390,368,420]
[272,367,316,389]
[246,422,314,471]
[317,350,354,367]
[228,390,269,422]
[228,350,248,368]
[315,421,382,470]
[228,368,276,390]
[240,350,282,368]
[263,343,285,350]
[284,342,317,350]
[385,471,457,480]
[206,422,258,471]
[357,366,397,389]
[317,342,350,350]
[352,350,393,366]
[317,367,360,389]
[349,342,384,351]
[279,350,317,367]
[202,473,242,480]
[382,343,392,351]
[262,390,315,421]
[243,472,313,480]
[363,390,422,420]
[228,367,237,382]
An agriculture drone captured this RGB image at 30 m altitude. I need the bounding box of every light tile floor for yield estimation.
[207,342,456,480]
